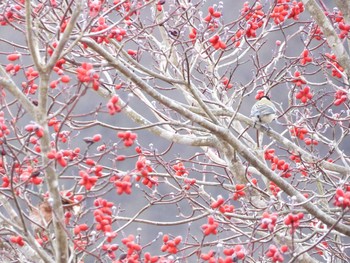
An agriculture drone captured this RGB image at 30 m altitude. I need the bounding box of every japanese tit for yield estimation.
[250,96,277,124]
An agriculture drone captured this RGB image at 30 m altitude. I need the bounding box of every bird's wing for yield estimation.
[250,104,276,116]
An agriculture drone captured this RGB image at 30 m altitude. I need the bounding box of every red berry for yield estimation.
[60,75,71,83]
[7,53,21,61]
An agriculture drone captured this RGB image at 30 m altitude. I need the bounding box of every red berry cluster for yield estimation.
[78,170,98,190]
[315,241,329,256]
[117,131,137,147]
[255,89,265,100]
[0,111,10,139]
[135,155,157,188]
[47,148,80,167]
[325,53,344,79]
[51,57,65,76]
[109,27,127,42]
[121,235,142,261]
[6,53,21,75]
[23,67,40,94]
[76,62,100,90]
[289,153,301,163]
[266,244,288,262]
[221,76,233,89]
[86,15,128,43]
[224,245,246,261]
[156,0,165,12]
[19,167,43,185]
[47,47,71,88]
[0,3,23,25]
[203,6,220,31]
[5,62,21,75]
[290,127,308,140]
[83,134,102,144]
[161,235,182,254]
[201,245,245,263]
[338,21,350,39]
[74,239,88,251]
[113,0,142,24]
[211,196,234,219]
[291,71,306,87]
[238,0,302,47]
[107,95,122,115]
[241,2,264,38]
[172,161,189,176]
[93,198,118,242]
[269,181,281,196]
[334,188,350,209]
[55,130,70,144]
[233,184,246,200]
[264,149,290,178]
[59,18,69,33]
[62,190,84,204]
[204,6,221,22]
[144,252,159,263]
[88,0,103,17]
[102,243,119,259]
[1,175,10,188]
[295,86,312,103]
[35,234,49,247]
[260,212,278,232]
[25,124,44,139]
[73,223,89,235]
[304,137,318,146]
[231,29,244,47]
[200,250,218,262]
[284,212,304,233]
[112,174,132,195]
[209,35,226,50]
[264,148,275,160]
[290,126,318,146]
[90,17,109,44]
[189,28,197,41]
[334,90,347,106]
[271,4,288,25]
[201,216,219,236]
[311,25,323,40]
[10,235,25,246]
[300,49,312,65]
[183,177,196,190]
[210,195,224,209]
[271,0,304,25]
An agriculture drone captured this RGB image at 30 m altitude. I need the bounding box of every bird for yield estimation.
[250,96,277,126]
[29,200,53,234]
[28,195,81,235]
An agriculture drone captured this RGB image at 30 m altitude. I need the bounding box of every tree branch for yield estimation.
[84,37,350,237]
[302,0,350,77]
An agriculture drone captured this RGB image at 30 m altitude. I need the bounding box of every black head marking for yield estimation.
[260,95,271,100]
